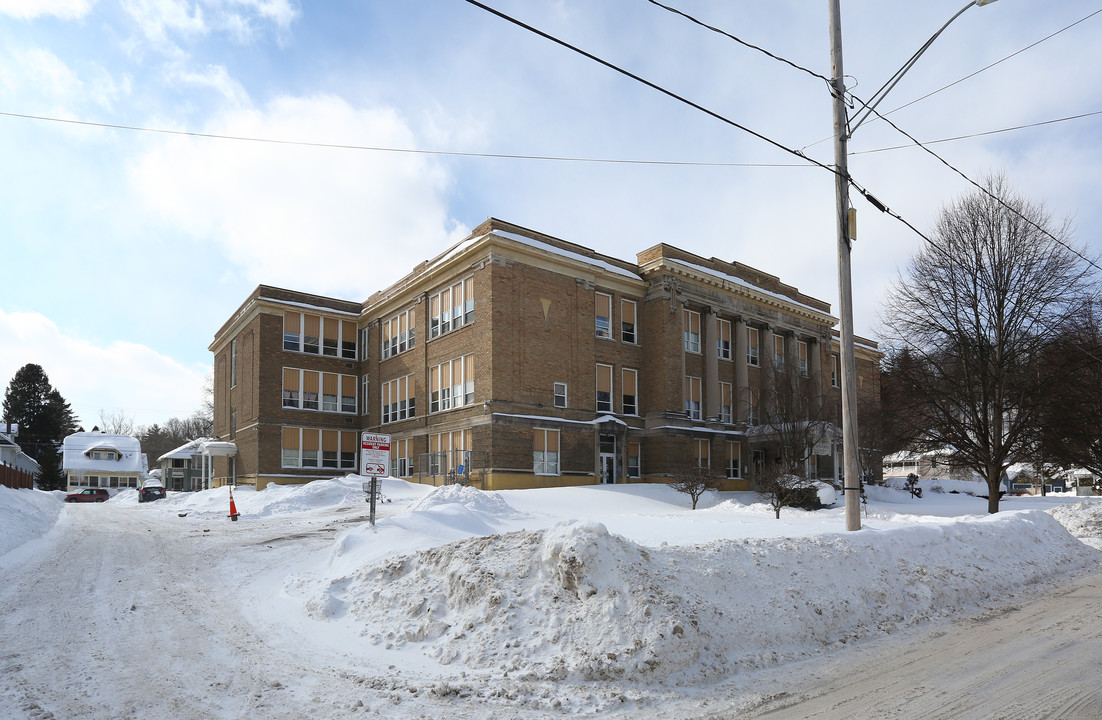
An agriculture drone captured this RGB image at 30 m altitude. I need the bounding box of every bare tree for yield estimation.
[753,465,822,519]
[98,409,136,436]
[669,465,722,509]
[880,174,1096,513]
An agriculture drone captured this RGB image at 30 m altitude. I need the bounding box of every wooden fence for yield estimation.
[0,462,34,490]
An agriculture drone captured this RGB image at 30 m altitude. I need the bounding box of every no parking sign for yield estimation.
[360,432,391,477]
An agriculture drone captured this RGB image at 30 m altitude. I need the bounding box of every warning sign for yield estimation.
[360,432,391,477]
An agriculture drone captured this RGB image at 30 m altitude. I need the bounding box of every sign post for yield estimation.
[361,432,391,526]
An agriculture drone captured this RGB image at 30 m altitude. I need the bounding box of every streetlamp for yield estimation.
[827,0,998,531]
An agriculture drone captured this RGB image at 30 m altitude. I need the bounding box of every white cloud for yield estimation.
[0,46,123,111]
[0,309,209,431]
[0,0,94,20]
[129,94,467,301]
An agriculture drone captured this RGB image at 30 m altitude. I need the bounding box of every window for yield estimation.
[685,376,701,420]
[627,442,641,478]
[284,311,302,351]
[361,374,370,414]
[727,441,742,479]
[303,314,320,354]
[747,327,760,366]
[429,430,471,476]
[282,369,356,413]
[798,341,809,377]
[390,438,413,477]
[322,318,339,357]
[282,427,358,470]
[430,276,475,339]
[381,375,415,423]
[554,382,568,409]
[230,339,237,387]
[430,355,475,413]
[595,292,612,339]
[774,334,785,369]
[747,387,760,425]
[621,299,637,344]
[303,371,319,410]
[831,353,840,387]
[683,309,701,353]
[720,382,733,424]
[596,364,613,413]
[717,318,731,360]
[322,374,338,412]
[342,321,358,360]
[359,327,370,361]
[695,439,710,469]
[533,429,560,475]
[622,368,638,416]
[322,430,339,468]
[381,308,416,360]
[341,376,357,414]
[282,368,299,408]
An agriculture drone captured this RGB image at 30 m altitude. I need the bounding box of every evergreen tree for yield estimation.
[2,364,78,489]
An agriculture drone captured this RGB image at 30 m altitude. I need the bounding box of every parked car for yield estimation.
[65,488,110,503]
[138,485,167,503]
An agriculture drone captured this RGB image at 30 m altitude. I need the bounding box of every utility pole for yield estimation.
[828,0,862,531]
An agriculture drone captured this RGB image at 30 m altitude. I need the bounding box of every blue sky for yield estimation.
[1,0,1099,430]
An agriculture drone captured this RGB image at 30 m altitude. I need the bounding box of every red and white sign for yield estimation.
[360,432,391,477]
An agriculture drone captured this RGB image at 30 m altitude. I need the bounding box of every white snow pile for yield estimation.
[1047,501,1102,550]
[300,505,1099,686]
[0,486,60,559]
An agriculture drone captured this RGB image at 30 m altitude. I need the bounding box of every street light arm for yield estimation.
[848,0,996,137]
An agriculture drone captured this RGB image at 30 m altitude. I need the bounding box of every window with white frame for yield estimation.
[359,327,370,361]
[303,314,320,354]
[283,311,356,359]
[533,428,560,475]
[429,430,470,476]
[554,382,568,409]
[595,292,612,339]
[747,387,760,425]
[361,374,370,415]
[695,438,710,468]
[717,318,731,360]
[727,441,742,478]
[596,364,613,413]
[747,327,760,366]
[381,375,415,423]
[282,427,357,470]
[621,298,637,344]
[390,438,413,477]
[683,309,701,353]
[430,355,475,413]
[230,339,237,387]
[381,308,416,360]
[622,368,638,416]
[429,276,475,339]
[720,382,733,424]
[774,334,785,369]
[798,340,809,376]
[282,368,357,414]
[831,353,839,387]
[628,442,641,478]
[685,375,701,420]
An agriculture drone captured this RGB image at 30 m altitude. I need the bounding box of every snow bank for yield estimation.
[300,506,1100,687]
[0,487,61,558]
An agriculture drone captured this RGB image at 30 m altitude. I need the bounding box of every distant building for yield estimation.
[208,218,882,491]
[0,421,40,477]
[62,431,145,491]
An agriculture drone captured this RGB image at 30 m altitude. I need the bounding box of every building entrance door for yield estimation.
[599,434,617,484]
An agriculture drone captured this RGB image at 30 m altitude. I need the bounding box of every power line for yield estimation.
[644,0,832,87]
[0,110,808,169]
[853,110,1102,156]
[458,0,841,176]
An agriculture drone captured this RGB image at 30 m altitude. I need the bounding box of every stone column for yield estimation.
[704,308,719,421]
[734,317,748,422]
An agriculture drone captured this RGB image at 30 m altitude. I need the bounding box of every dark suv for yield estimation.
[139,485,167,503]
[65,488,110,503]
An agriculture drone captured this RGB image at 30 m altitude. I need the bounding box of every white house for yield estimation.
[0,422,40,477]
[62,431,145,491]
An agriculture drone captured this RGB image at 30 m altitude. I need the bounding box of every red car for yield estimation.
[65,488,110,503]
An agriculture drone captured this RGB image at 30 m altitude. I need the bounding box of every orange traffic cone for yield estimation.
[228,486,240,521]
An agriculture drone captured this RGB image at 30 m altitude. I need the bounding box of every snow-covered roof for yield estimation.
[199,441,237,456]
[158,437,212,462]
[62,432,144,474]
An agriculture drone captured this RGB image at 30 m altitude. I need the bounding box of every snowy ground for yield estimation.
[1,477,1101,719]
